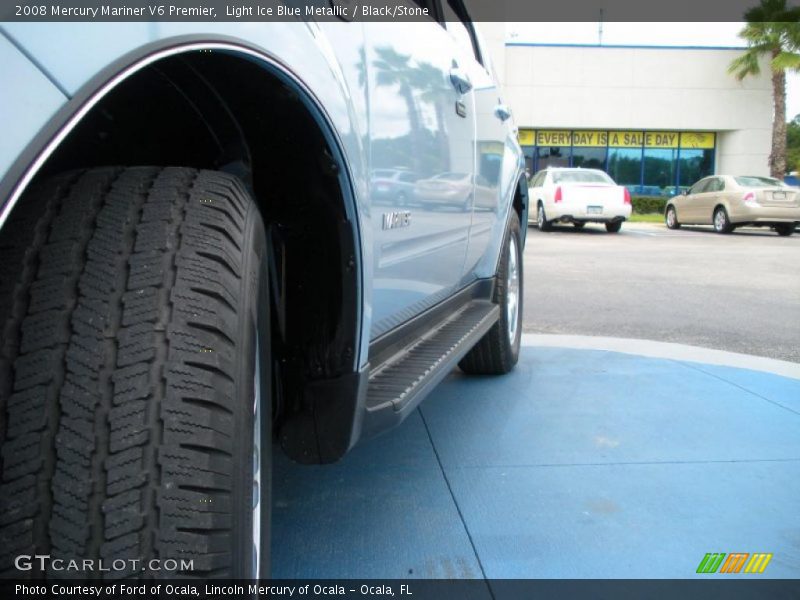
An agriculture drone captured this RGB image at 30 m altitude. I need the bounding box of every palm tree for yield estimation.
[728,0,800,178]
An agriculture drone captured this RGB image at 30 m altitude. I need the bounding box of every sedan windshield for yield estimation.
[552,170,613,184]
[734,176,788,188]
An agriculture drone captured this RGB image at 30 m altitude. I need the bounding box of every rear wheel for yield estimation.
[665,206,680,229]
[460,212,523,375]
[573,222,586,229]
[713,207,733,233]
[774,223,795,237]
[537,203,552,232]
[0,167,270,578]
[605,221,622,233]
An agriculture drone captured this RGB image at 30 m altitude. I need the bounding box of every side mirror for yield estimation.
[682,189,689,196]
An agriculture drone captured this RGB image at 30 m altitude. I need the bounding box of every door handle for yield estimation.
[494,103,511,121]
[449,66,472,94]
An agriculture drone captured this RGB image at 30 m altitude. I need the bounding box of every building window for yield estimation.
[607,148,642,189]
[517,129,715,195]
[536,146,570,170]
[678,149,714,190]
[643,148,677,195]
[572,147,607,169]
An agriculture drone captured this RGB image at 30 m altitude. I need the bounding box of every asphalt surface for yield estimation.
[522,221,800,363]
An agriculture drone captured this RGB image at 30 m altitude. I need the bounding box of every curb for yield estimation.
[521,333,800,381]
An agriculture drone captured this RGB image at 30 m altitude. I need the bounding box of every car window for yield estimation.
[735,176,789,188]
[551,171,614,184]
[706,178,723,192]
[531,171,545,187]
[689,179,709,195]
[442,1,481,64]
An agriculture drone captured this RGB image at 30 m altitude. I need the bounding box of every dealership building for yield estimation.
[480,28,773,195]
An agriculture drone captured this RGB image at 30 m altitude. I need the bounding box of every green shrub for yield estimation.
[631,196,667,215]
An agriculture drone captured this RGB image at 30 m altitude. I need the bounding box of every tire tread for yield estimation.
[0,167,254,578]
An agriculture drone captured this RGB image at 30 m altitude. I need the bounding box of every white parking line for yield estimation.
[623,228,660,236]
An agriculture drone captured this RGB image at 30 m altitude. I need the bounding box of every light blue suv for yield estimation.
[0,6,527,578]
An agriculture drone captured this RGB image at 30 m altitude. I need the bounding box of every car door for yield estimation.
[697,177,723,224]
[365,5,475,339]
[681,178,710,223]
[529,170,546,214]
[439,3,509,278]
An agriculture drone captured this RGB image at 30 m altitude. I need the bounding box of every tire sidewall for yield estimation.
[497,212,523,364]
[234,200,271,579]
[666,206,678,229]
[714,207,729,233]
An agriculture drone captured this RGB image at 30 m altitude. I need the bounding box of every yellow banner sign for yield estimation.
[518,129,535,146]
[520,129,716,149]
[608,131,644,148]
[680,132,715,149]
[572,131,608,147]
[536,130,571,146]
[645,131,679,148]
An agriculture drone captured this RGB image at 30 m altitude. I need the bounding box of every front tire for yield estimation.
[0,167,270,579]
[665,206,680,229]
[774,223,795,237]
[460,212,523,375]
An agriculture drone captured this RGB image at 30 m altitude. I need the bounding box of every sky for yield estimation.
[506,22,800,121]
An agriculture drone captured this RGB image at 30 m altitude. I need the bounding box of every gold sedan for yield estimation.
[665,175,799,236]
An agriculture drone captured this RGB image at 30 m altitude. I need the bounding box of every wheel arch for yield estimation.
[0,37,367,464]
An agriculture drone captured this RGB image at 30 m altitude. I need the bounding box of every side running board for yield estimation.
[362,300,499,437]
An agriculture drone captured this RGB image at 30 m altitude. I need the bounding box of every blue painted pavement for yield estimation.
[271,347,800,579]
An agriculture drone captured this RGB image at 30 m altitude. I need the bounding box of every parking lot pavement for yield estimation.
[523,221,800,363]
[271,340,800,581]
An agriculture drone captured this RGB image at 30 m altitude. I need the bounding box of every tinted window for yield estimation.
[607,148,641,187]
[678,149,714,189]
[536,146,570,171]
[552,170,613,184]
[572,147,607,169]
[644,148,677,195]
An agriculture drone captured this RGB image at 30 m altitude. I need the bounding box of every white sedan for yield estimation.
[528,168,632,233]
